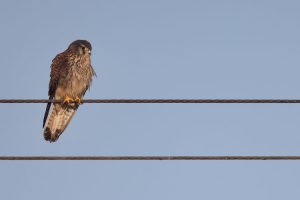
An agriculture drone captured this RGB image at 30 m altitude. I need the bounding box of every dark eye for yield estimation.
[81,47,85,51]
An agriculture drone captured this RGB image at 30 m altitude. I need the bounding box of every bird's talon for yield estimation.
[75,97,82,104]
[63,96,74,104]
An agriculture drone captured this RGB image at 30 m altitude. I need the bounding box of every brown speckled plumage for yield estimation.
[43,40,96,142]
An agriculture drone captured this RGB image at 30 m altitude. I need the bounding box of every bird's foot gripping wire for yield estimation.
[74,96,82,105]
[63,96,74,104]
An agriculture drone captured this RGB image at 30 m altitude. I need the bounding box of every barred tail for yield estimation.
[43,103,78,142]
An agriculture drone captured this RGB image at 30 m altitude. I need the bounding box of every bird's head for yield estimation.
[68,40,92,56]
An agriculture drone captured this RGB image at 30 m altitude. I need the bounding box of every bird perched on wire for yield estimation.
[43,40,96,142]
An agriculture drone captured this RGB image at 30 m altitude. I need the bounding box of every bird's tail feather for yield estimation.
[43,103,78,142]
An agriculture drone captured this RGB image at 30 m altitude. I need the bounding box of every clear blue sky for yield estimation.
[1,0,300,199]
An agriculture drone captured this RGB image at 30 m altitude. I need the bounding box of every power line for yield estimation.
[1,100,298,161]
[1,99,300,103]
[1,156,300,160]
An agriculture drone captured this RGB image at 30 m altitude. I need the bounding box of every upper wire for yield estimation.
[1,99,300,103]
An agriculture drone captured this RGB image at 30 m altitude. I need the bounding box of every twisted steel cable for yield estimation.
[1,156,300,160]
[1,99,300,161]
[1,99,300,103]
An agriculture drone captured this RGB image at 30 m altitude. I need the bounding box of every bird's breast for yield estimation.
[55,56,94,100]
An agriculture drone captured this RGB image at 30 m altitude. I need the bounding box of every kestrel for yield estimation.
[43,40,96,142]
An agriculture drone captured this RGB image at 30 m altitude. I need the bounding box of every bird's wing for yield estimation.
[49,52,69,96]
[43,52,69,127]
